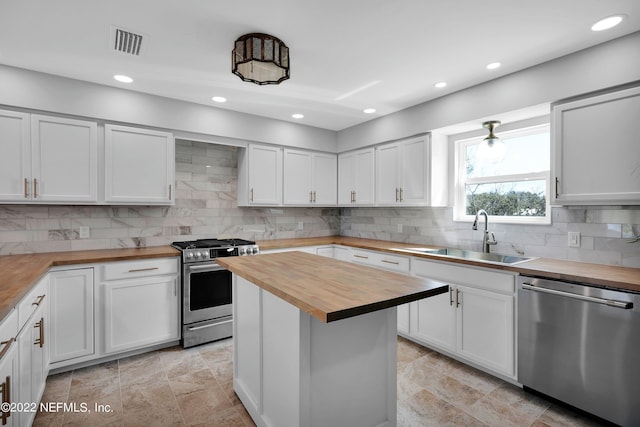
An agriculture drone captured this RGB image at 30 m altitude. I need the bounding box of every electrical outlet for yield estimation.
[79,226,90,239]
[568,231,580,247]
[297,221,304,230]
[397,224,403,233]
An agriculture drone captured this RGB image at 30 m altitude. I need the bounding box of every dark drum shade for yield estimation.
[232,33,290,85]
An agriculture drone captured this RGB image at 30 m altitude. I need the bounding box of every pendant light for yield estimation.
[477,120,506,162]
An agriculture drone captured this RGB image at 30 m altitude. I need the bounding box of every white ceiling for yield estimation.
[0,1,638,131]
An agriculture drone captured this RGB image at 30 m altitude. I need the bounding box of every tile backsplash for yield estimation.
[0,140,638,267]
[0,141,339,255]
[340,206,640,268]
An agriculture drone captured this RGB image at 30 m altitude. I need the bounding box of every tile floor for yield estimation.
[33,337,607,427]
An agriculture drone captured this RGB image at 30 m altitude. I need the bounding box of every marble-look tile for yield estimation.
[465,383,550,427]
[174,385,236,426]
[534,403,608,427]
[402,389,487,427]
[118,351,165,386]
[121,374,183,426]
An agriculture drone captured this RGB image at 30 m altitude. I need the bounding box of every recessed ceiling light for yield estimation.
[113,74,133,83]
[486,62,501,70]
[363,108,376,114]
[292,113,304,119]
[434,82,447,88]
[211,96,227,103]
[591,15,624,31]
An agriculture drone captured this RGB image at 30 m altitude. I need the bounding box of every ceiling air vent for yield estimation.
[112,27,144,56]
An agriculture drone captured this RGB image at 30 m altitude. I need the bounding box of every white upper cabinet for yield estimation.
[0,111,98,203]
[0,110,30,201]
[376,135,446,206]
[238,144,283,206]
[31,115,98,203]
[338,147,375,205]
[283,149,337,205]
[552,85,640,205]
[104,124,175,205]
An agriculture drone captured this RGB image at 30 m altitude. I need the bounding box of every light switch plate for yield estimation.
[568,231,580,247]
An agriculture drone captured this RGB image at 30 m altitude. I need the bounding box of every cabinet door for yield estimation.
[105,124,175,204]
[354,148,375,204]
[552,86,640,205]
[456,285,514,376]
[338,152,356,204]
[49,268,94,363]
[283,149,312,204]
[16,303,46,427]
[376,143,400,204]
[400,137,429,204]
[248,144,282,205]
[31,115,98,203]
[0,342,16,427]
[397,303,410,335]
[312,153,337,205]
[103,276,179,354]
[410,291,456,351]
[0,110,31,202]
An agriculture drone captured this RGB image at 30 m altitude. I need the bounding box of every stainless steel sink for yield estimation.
[394,247,533,265]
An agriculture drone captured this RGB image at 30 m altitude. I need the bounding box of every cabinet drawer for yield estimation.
[0,309,17,359]
[17,276,48,330]
[413,258,515,294]
[351,249,410,273]
[102,258,178,281]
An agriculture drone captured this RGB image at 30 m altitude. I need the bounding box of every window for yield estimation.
[454,124,551,224]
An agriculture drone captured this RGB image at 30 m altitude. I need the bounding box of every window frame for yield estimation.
[453,123,551,225]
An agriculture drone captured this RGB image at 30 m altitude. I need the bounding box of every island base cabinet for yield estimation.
[233,275,398,427]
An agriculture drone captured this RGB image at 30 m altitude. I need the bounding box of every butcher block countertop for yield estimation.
[0,246,180,321]
[257,236,640,293]
[217,251,448,322]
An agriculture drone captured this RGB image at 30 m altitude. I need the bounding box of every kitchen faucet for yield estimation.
[472,209,497,253]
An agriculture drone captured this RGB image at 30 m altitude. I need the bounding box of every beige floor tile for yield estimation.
[174,385,235,425]
[168,367,220,397]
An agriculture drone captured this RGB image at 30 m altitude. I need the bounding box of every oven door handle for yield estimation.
[187,264,225,272]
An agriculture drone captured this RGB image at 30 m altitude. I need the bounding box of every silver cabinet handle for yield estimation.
[399,187,403,202]
[381,259,399,265]
[187,319,233,331]
[33,178,38,198]
[169,184,172,200]
[353,254,369,259]
[128,267,159,273]
[24,178,29,198]
[395,188,399,202]
[522,283,633,309]
[449,288,454,306]
[455,288,461,307]
[250,188,254,203]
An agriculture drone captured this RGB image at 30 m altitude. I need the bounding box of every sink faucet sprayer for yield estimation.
[472,209,497,253]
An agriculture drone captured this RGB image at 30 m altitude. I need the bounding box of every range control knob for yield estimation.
[195,251,202,259]
[239,247,247,256]
[251,247,259,255]
[186,252,194,260]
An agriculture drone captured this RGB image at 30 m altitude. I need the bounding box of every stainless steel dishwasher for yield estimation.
[518,275,640,426]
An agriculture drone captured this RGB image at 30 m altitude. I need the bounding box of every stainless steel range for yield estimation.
[172,238,259,348]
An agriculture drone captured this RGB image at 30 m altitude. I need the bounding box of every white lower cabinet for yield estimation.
[0,310,17,427]
[103,274,179,355]
[15,275,49,427]
[410,258,516,378]
[48,257,180,371]
[49,268,95,364]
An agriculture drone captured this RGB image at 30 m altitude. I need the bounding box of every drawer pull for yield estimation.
[33,178,38,199]
[32,294,46,307]
[381,259,400,265]
[1,374,11,424]
[128,267,160,273]
[449,287,454,306]
[24,178,29,198]
[455,289,461,308]
[0,338,15,360]
[353,255,369,259]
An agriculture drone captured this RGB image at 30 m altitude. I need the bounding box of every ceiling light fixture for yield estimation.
[211,96,227,103]
[363,108,376,114]
[591,15,624,31]
[232,33,290,85]
[477,120,506,162]
[292,113,304,119]
[434,82,447,88]
[486,62,501,70]
[113,74,133,83]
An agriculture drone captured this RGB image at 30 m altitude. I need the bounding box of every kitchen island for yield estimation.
[216,251,448,427]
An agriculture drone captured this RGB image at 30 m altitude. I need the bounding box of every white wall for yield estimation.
[338,31,640,151]
[0,65,338,152]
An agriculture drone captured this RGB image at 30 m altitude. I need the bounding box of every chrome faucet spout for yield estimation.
[472,209,495,252]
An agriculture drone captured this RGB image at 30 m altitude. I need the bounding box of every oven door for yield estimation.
[183,262,233,324]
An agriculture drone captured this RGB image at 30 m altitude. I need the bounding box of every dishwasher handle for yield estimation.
[521,283,633,309]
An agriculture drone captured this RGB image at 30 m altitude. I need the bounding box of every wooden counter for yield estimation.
[257,236,640,293]
[217,251,448,322]
[0,246,180,320]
